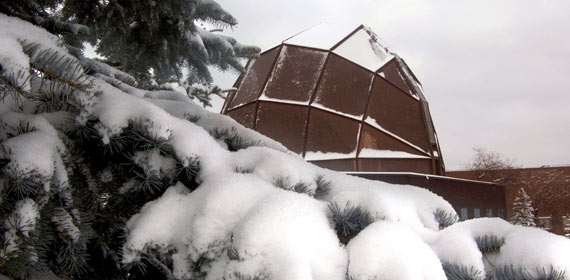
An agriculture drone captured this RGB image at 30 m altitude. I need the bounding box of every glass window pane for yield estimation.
[305,109,359,158]
[486,209,493,217]
[474,208,481,218]
[262,46,327,103]
[357,158,431,173]
[377,59,414,96]
[310,159,356,172]
[225,103,257,129]
[537,217,552,231]
[562,216,570,235]
[229,47,280,109]
[497,209,505,219]
[365,76,429,152]
[255,102,308,154]
[332,29,393,72]
[460,208,469,221]
[312,54,373,118]
[358,124,428,157]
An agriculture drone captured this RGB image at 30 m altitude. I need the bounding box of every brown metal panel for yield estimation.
[357,158,432,173]
[301,51,331,157]
[305,109,360,155]
[366,76,430,151]
[308,159,356,172]
[255,102,308,154]
[263,46,327,102]
[225,103,257,129]
[377,59,414,96]
[228,47,280,109]
[394,56,438,148]
[358,124,428,157]
[312,54,373,117]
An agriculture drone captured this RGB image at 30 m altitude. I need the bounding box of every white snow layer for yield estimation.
[282,24,394,73]
[347,221,446,280]
[304,149,357,161]
[427,218,570,279]
[85,66,570,280]
[284,23,360,50]
[116,79,570,279]
[333,29,394,72]
[359,148,430,159]
[0,112,69,192]
[2,14,570,280]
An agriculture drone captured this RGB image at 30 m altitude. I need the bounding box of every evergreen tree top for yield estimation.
[0,0,261,106]
[511,188,536,227]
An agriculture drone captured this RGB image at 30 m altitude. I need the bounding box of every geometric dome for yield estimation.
[222,24,445,175]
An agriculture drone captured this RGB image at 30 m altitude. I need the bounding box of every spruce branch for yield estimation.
[434,208,458,229]
[141,252,175,280]
[272,177,313,196]
[209,127,262,151]
[475,235,504,255]
[0,162,43,202]
[127,119,174,155]
[21,42,90,90]
[5,121,38,138]
[328,202,374,245]
[182,112,201,123]
[0,70,31,105]
[314,175,331,200]
[493,265,566,280]
[441,262,484,280]
[175,157,201,191]
[233,166,254,174]
[224,272,269,280]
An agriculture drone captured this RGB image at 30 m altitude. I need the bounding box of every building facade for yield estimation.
[448,166,570,236]
[222,24,444,175]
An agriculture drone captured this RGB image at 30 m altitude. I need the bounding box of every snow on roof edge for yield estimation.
[345,172,502,186]
[283,23,362,51]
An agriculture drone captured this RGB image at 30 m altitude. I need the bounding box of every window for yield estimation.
[460,208,469,221]
[497,209,505,219]
[536,216,552,231]
[473,208,481,218]
[563,216,570,238]
[486,209,493,217]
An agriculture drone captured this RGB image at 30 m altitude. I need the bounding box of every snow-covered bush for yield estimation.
[1,2,570,280]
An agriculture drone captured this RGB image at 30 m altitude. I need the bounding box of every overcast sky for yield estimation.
[209,0,570,170]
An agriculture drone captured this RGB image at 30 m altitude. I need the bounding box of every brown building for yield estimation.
[348,172,506,222]
[222,24,507,222]
[222,24,444,175]
[448,166,570,236]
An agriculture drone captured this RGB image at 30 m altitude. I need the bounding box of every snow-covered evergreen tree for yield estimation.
[1,1,570,280]
[0,0,260,107]
[510,188,537,227]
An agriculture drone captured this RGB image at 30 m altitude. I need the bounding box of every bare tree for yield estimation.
[464,147,520,184]
[520,168,570,215]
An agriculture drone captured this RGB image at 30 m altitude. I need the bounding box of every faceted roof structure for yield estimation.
[222,24,445,175]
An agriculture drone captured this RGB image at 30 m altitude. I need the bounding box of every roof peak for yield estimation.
[277,24,395,73]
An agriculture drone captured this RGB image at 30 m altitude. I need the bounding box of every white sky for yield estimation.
[209,0,570,170]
